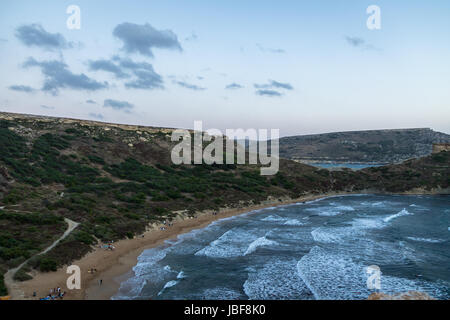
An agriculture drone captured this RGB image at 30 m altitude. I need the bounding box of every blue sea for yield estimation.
[113,195,450,300]
[310,163,385,170]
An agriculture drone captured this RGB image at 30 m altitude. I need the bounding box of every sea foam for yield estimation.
[244,259,312,300]
[406,237,444,243]
[244,237,278,256]
[297,246,449,300]
[158,280,179,296]
[384,208,414,223]
[195,228,261,258]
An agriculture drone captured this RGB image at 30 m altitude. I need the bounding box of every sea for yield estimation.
[309,163,385,170]
[113,194,450,300]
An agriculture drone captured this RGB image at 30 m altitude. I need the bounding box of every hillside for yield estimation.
[0,112,449,296]
[276,128,450,164]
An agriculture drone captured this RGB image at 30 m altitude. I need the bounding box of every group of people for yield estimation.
[39,287,66,300]
[100,241,115,250]
[160,220,174,231]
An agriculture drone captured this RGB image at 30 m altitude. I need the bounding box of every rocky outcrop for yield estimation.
[368,291,435,300]
[432,143,450,154]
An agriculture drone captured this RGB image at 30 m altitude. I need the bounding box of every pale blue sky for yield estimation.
[0,0,449,136]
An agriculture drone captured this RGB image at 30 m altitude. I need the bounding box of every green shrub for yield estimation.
[39,257,58,272]
[13,268,32,282]
[194,192,206,199]
[65,128,82,135]
[88,155,105,165]
[3,188,25,205]
[165,190,182,199]
[124,213,140,220]
[74,230,95,245]
[152,194,170,202]
[153,207,167,215]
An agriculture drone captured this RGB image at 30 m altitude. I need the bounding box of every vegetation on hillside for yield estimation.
[0,115,448,295]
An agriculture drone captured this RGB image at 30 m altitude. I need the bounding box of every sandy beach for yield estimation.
[7,188,448,301]
[7,192,357,300]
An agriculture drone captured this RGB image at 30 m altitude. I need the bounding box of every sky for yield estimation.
[0,0,449,137]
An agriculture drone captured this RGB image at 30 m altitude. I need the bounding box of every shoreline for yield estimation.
[9,190,448,300]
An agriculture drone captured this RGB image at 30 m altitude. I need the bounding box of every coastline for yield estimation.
[9,190,448,300]
[9,192,349,300]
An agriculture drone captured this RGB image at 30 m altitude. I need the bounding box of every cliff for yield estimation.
[276,128,450,164]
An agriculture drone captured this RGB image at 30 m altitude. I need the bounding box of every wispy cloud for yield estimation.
[345,36,365,47]
[225,83,244,90]
[254,80,293,91]
[256,43,286,54]
[15,24,72,50]
[88,59,130,79]
[113,22,182,57]
[86,99,97,104]
[345,36,378,51]
[174,80,206,91]
[114,57,164,89]
[185,32,198,41]
[23,57,108,95]
[87,56,164,90]
[255,89,282,97]
[103,99,134,111]
[40,104,55,110]
[8,85,35,93]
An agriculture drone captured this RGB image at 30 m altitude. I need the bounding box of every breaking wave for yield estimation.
[158,280,179,296]
[195,228,261,258]
[384,209,413,223]
[407,237,445,243]
[284,219,306,226]
[297,246,449,300]
[244,237,278,256]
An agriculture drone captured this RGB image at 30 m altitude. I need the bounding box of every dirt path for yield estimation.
[3,218,79,299]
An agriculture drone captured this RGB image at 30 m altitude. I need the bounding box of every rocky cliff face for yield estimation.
[433,143,450,154]
[276,128,450,163]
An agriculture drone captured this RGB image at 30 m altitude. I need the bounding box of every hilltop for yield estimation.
[0,112,449,296]
[276,128,450,164]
